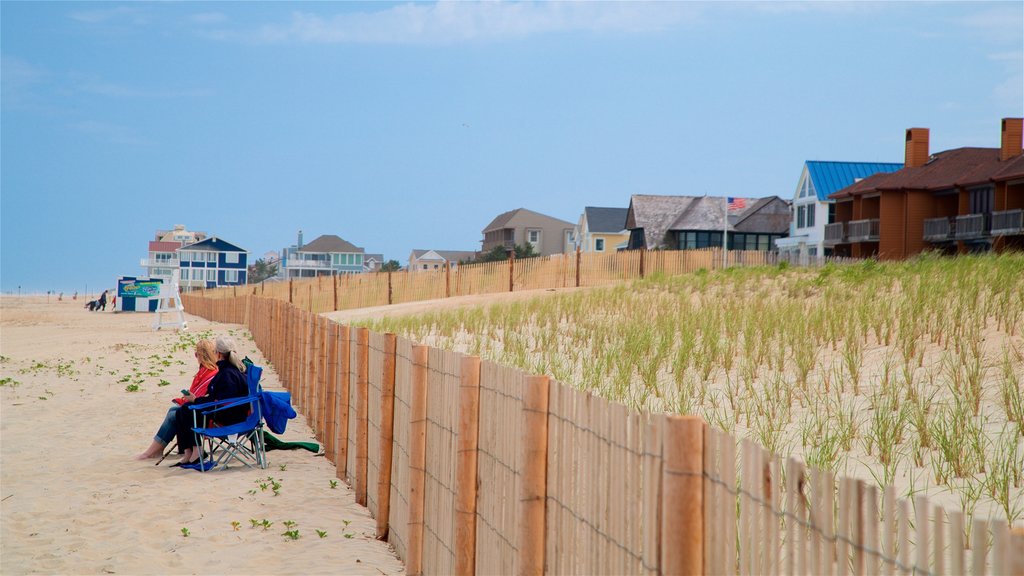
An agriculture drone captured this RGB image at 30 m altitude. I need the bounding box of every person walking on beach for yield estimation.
[135,339,218,460]
[98,290,108,311]
[172,336,248,467]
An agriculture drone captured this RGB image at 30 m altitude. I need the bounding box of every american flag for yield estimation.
[727,197,746,211]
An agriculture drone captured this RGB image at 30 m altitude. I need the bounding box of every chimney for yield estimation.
[297,229,304,248]
[1000,118,1023,161]
[905,128,930,168]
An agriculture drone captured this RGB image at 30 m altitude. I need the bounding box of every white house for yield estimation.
[775,161,902,261]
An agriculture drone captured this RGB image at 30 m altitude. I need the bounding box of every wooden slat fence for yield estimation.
[191,294,1023,575]
[192,248,860,315]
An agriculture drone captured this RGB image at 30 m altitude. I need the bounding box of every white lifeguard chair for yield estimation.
[153,271,187,331]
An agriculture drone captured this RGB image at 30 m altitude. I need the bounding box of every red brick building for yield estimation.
[826,118,1024,259]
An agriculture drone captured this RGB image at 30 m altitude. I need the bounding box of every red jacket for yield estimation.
[172,365,218,406]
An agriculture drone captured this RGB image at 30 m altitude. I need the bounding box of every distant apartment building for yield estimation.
[177,237,248,289]
[568,207,629,253]
[775,161,902,261]
[280,231,379,278]
[141,225,207,281]
[626,195,790,251]
[826,118,1024,259]
[408,249,478,272]
[481,208,574,256]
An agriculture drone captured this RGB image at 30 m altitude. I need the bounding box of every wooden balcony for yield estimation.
[847,219,880,242]
[954,214,987,240]
[991,209,1023,235]
[823,222,846,245]
[923,217,955,242]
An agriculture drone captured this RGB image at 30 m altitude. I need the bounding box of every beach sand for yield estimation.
[1,296,405,575]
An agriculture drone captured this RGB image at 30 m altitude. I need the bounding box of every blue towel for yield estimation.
[259,390,297,435]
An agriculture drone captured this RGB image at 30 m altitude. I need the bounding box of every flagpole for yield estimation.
[723,198,728,269]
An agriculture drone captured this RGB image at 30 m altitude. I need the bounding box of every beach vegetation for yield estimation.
[358,252,1024,523]
[316,529,328,538]
[0,377,20,387]
[231,521,241,531]
[329,480,338,489]
[180,527,190,538]
[125,383,140,392]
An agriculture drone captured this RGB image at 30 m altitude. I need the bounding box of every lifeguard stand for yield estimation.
[153,270,187,331]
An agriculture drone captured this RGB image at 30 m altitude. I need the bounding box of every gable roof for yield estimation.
[482,207,573,233]
[628,195,788,249]
[805,161,903,201]
[180,237,246,252]
[584,207,629,233]
[830,147,1017,199]
[298,234,362,253]
[411,249,478,262]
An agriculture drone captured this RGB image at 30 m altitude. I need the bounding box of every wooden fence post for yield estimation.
[639,249,646,279]
[509,250,515,292]
[376,333,398,541]
[388,271,393,305]
[324,322,338,463]
[407,345,430,576]
[333,274,338,311]
[455,355,481,575]
[355,326,370,506]
[519,375,550,576]
[446,261,451,298]
[288,278,293,304]
[336,325,351,480]
[662,415,704,575]
[575,246,581,288]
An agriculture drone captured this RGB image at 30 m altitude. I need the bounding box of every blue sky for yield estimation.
[2,1,1021,293]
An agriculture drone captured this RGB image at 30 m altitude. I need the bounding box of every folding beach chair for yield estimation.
[187,361,267,471]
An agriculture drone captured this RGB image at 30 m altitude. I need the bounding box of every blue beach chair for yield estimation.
[187,361,267,471]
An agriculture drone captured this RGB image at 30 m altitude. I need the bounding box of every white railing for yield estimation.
[823,222,845,245]
[140,258,180,267]
[923,217,954,242]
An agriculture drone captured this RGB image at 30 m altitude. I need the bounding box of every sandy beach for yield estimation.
[1,296,405,575]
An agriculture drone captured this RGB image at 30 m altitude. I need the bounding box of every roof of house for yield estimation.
[411,249,478,262]
[297,234,362,253]
[149,241,181,252]
[830,147,1017,199]
[805,161,903,201]
[181,237,246,252]
[482,208,573,233]
[584,207,629,233]
[627,195,787,248]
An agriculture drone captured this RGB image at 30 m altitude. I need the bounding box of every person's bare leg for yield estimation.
[136,439,166,460]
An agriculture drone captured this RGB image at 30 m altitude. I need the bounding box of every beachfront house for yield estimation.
[625,194,790,251]
[775,161,902,262]
[567,207,629,253]
[177,237,248,289]
[826,118,1024,260]
[281,232,370,278]
[409,249,479,272]
[481,208,574,257]
[141,225,208,282]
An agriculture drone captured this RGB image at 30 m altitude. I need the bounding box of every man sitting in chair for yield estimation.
[172,336,249,467]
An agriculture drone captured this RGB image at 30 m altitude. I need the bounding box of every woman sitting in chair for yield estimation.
[173,335,249,467]
[136,339,218,460]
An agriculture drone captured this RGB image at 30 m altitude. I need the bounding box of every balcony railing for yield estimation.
[954,214,986,240]
[823,222,846,245]
[991,209,1023,235]
[141,258,179,267]
[847,219,880,242]
[923,217,954,242]
[285,260,333,270]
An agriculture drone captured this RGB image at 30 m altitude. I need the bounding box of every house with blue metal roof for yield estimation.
[775,161,902,260]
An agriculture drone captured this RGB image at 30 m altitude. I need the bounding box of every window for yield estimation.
[224,270,238,283]
[527,229,541,248]
[225,252,239,264]
[797,206,806,228]
[355,254,363,265]
[595,238,605,252]
[806,205,815,228]
[422,264,428,270]
[206,269,216,282]
[206,251,217,262]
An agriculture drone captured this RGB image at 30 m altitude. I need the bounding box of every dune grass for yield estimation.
[358,252,1024,526]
